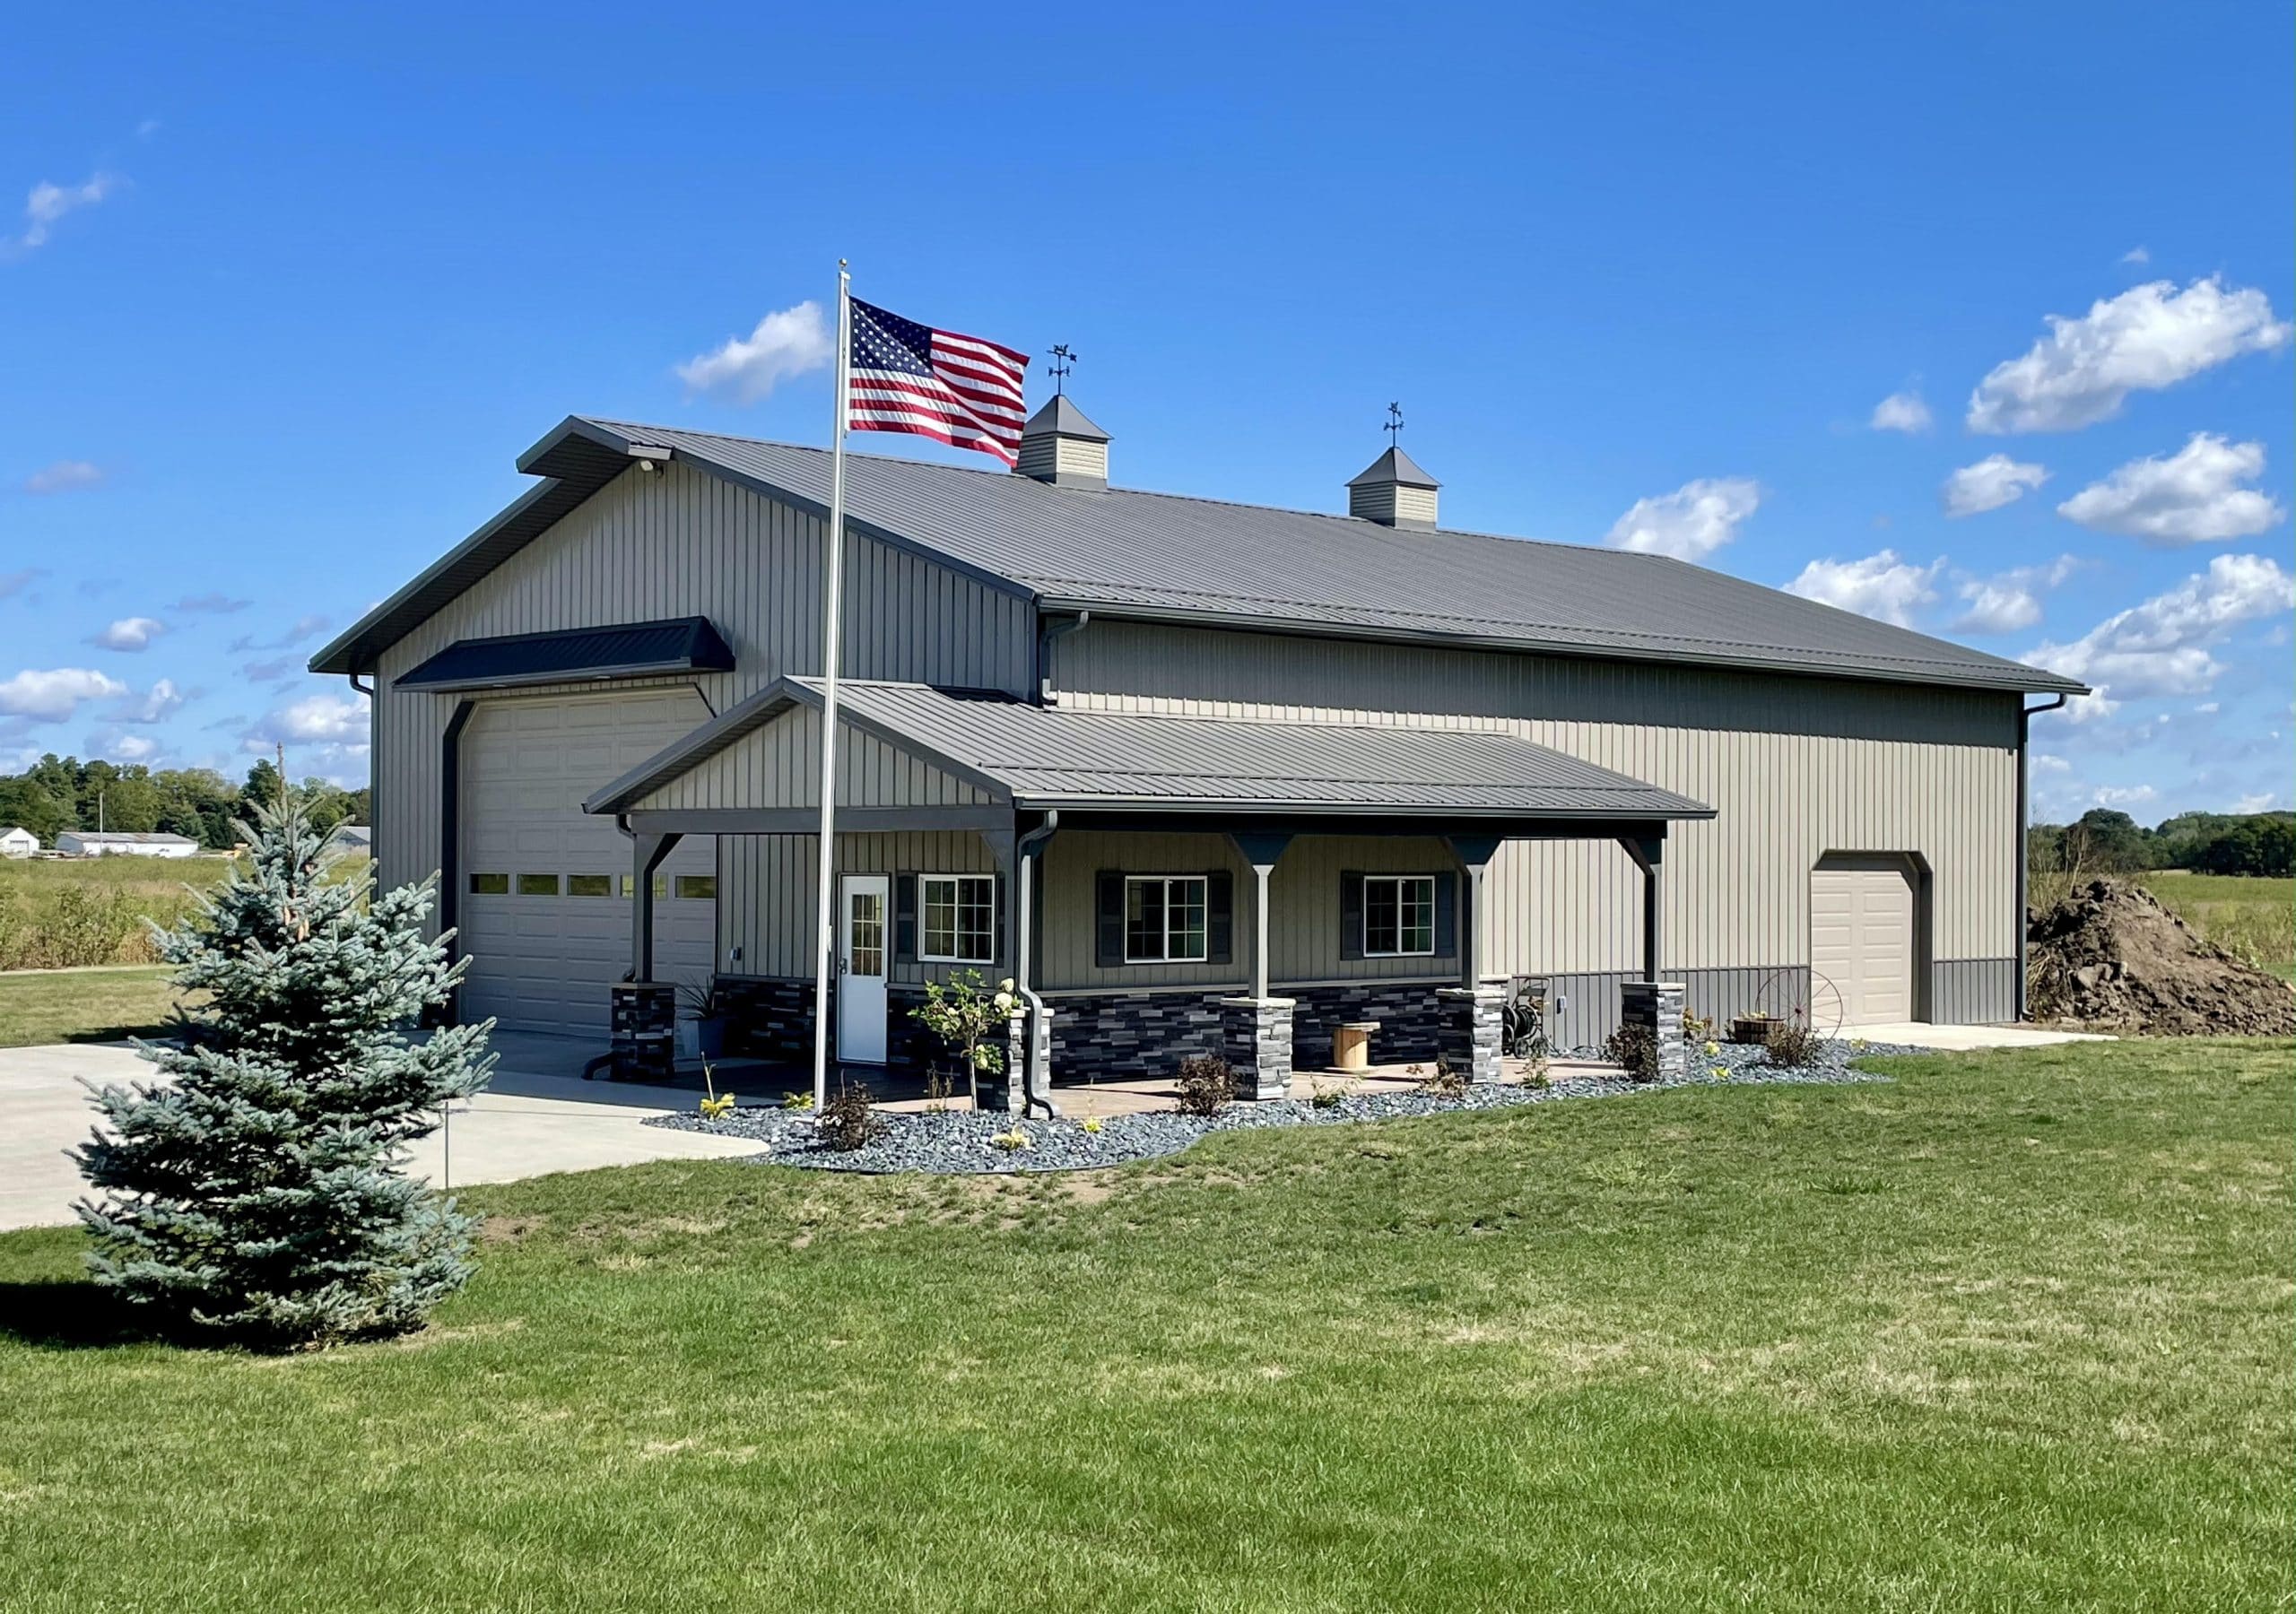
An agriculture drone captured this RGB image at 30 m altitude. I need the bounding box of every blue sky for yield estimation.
[4,1,2290,820]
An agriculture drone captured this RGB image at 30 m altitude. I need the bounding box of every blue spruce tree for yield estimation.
[75,791,494,1348]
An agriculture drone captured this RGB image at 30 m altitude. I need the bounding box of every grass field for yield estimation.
[1,1038,2286,1611]
[0,854,230,970]
[0,965,196,1047]
[2137,871,2296,980]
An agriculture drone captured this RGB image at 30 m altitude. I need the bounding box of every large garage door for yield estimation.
[1810,858,1916,1028]
[458,690,717,1036]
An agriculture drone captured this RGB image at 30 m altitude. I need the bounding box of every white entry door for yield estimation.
[837,874,890,1063]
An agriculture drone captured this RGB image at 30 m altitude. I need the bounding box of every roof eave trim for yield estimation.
[1027,595,2090,696]
[1007,794,1717,820]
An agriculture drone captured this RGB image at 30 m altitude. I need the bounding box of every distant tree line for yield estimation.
[0,754,370,852]
[2030,809,2295,880]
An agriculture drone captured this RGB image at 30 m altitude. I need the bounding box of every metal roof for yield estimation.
[586,676,1716,820]
[314,415,2085,695]
[1347,446,1439,490]
[395,616,735,692]
[1022,395,1110,443]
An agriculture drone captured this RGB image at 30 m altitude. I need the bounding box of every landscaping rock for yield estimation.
[2027,878,2296,1037]
[646,1037,1918,1176]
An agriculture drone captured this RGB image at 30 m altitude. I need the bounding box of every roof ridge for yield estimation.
[584,415,1621,557]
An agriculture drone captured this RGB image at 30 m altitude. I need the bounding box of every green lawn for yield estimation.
[0,965,196,1047]
[2139,871,2296,980]
[1,1038,2287,1611]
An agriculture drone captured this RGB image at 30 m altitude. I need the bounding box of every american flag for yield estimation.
[847,298,1030,465]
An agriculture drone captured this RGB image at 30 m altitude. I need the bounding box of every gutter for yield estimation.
[1034,609,1090,705]
[2015,693,2069,1020]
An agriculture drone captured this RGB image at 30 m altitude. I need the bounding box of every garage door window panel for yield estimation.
[517,873,560,897]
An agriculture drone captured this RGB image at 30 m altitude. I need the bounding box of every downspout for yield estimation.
[1035,610,1090,706]
[1014,809,1061,1117]
[2015,693,2068,1020]
[348,672,375,698]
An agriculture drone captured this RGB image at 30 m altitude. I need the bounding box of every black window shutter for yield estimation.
[1206,870,1233,965]
[1339,871,1364,961]
[894,872,917,963]
[1095,871,1125,968]
[1434,871,1457,959]
[993,873,1007,969]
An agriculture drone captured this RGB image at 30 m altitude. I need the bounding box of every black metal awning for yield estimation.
[394,617,735,692]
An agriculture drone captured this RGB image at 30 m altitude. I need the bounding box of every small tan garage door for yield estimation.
[459,690,718,1037]
[1810,858,1916,1028]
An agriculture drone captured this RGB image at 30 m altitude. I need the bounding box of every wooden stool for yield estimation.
[1331,1020,1381,1072]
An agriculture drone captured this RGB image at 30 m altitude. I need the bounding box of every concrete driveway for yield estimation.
[0,1032,766,1233]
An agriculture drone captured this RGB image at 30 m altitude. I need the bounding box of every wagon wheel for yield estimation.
[1805,971,1847,1039]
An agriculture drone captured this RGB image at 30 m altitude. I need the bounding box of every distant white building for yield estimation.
[0,826,37,858]
[56,830,200,859]
[325,823,373,859]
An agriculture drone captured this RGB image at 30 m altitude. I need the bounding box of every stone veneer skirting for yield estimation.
[1044,981,1453,1084]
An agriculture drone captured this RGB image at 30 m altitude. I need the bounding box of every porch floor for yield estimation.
[895,1056,1625,1120]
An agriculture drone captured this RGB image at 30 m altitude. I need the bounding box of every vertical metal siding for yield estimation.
[370,461,1032,934]
[1054,620,2021,999]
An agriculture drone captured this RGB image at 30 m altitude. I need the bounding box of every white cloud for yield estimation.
[2232,791,2285,813]
[249,693,368,746]
[1781,549,1944,628]
[2091,783,2160,810]
[1952,554,2080,635]
[89,615,165,652]
[22,459,103,495]
[676,300,833,404]
[2056,432,2283,545]
[1967,276,2292,433]
[2195,701,2220,715]
[2120,247,2149,265]
[10,171,120,254]
[1603,477,1761,562]
[1942,454,2049,517]
[2029,553,2296,713]
[2031,752,2072,774]
[172,592,249,614]
[89,731,159,763]
[0,666,128,721]
[1869,390,1933,433]
[113,678,186,723]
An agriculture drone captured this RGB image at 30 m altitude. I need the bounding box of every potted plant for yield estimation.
[678,980,734,1061]
[1728,1011,1784,1046]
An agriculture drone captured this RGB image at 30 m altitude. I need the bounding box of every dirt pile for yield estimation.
[2028,878,2296,1036]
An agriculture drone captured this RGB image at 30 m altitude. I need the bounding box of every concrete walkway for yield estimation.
[1841,1021,2114,1051]
[0,1034,764,1233]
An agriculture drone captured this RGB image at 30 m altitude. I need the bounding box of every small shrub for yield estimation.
[816,1080,886,1151]
[1604,1021,1659,1082]
[1522,1055,1552,1090]
[1080,1115,1103,1135]
[911,969,1011,1109]
[1418,1057,1468,1099]
[779,1090,814,1111]
[1683,1010,1714,1044]
[1174,1054,1235,1117]
[1763,1018,1822,1068]
[697,1060,736,1120]
[1308,1073,1352,1109]
[990,1127,1032,1152]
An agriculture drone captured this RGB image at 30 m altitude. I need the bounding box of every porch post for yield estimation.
[628,829,682,981]
[1621,831,1665,983]
[1224,831,1294,1099]
[1444,834,1503,990]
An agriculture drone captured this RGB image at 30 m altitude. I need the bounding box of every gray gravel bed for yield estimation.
[644,1037,1922,1176]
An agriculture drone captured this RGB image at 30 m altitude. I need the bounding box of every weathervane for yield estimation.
[1048,343,1078,396]
[1384,401,1405,445]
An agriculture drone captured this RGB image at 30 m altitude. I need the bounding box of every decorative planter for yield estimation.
[1729,1013,1782,1046]
[692,1014,730,1061]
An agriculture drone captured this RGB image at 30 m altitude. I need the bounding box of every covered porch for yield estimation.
[580,677,1714,1106]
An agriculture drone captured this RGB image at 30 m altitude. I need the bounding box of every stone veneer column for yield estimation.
[1435,983,1506,1083]
[1618,981,1687,1080]
[1219,996,1296,1100]
[609,983,677,1082]
[982,1009,1034,1115]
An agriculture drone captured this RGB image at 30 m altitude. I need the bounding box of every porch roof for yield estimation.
[584,676,1714,822]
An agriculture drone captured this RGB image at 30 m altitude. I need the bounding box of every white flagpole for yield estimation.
[810,261,852,1114]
